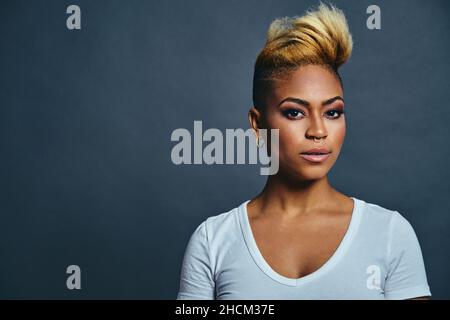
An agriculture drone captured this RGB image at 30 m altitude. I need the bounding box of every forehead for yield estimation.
[269,65,343,104]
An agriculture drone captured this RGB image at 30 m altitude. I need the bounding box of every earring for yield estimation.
[256,135,265,148]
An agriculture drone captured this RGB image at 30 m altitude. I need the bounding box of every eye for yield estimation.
[325,109,345,119]
[282,109,305,120]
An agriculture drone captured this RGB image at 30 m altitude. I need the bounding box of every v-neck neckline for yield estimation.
[238,197,364,287]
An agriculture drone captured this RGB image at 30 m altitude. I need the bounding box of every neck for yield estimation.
[255,170,338,216]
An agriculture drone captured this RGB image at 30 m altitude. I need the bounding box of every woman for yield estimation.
[177,2,431,300]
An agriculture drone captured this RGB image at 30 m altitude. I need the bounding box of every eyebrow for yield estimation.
[277,96,344,108]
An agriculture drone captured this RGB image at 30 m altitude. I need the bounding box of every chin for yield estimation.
[297,169,329,181]
[279,163,330,182]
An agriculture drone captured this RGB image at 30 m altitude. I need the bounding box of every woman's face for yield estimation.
[250,64,346,181]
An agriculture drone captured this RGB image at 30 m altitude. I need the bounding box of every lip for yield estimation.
[300,153,331,163]
[300,148,332,163]
[301,147,331,154]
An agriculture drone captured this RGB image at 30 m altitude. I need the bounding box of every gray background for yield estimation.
[1,0,449,299]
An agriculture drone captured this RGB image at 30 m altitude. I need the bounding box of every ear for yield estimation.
[248,106,262,135]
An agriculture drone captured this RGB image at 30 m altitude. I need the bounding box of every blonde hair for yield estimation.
[252,2,353,109]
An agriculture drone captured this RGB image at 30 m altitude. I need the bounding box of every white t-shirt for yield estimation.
[177,197,431,300]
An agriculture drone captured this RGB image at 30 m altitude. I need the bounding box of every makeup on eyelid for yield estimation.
[281,108,345,120]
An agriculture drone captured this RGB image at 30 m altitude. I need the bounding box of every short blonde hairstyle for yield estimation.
[252,2,353,109]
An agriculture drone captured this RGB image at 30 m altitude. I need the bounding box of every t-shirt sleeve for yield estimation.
[384,211,431,300]
[176,220,215,300]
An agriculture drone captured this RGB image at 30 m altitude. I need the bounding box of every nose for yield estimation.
[305,112,327,141]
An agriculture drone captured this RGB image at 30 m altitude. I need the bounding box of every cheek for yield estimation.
[264,112,304,147]
[277,122,309,153]
[329,121,346,147]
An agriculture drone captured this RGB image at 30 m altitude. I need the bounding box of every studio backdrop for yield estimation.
[0,0,449,299]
